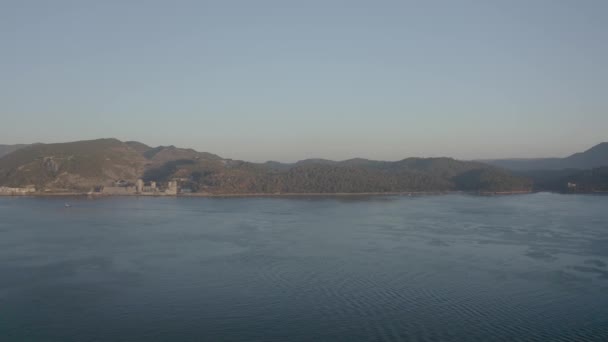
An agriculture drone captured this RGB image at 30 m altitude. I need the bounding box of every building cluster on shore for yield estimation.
[0,179,183,196]
[0,186,36,195]
[98,179,179,196]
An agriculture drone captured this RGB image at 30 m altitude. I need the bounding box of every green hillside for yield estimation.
[0,138,532,193]
[146,154,531,194]
[0,139,145,191]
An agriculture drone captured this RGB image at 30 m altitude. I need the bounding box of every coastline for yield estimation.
[0,190,537,198]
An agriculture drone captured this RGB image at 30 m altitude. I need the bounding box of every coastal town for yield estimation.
[98,179,180,196]
[0,186,36,195]
[0,179,183,196]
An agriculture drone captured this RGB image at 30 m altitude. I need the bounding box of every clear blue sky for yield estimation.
[1,0,607,162]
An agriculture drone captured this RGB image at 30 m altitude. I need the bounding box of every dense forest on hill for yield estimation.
[0,144,28,158]
[520,167,608,193]
[482,142,608,192]
[0,139,533,193]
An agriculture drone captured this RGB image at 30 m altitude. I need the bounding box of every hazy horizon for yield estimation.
[2,1,607,162]
[1,137,605,164]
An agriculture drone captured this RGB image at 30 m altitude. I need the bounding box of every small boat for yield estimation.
[64,203,72,208]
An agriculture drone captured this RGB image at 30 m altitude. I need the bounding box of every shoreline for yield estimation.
[0,190,539,198]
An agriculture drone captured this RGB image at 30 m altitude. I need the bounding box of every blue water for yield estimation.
[1,193,608,341]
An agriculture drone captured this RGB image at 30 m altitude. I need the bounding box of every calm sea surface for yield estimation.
[1,193,608,341]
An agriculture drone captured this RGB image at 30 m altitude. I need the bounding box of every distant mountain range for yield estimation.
[479,142,608,192]
[480,142,608,171]
[481,143,608,192]
[0,138,531,194]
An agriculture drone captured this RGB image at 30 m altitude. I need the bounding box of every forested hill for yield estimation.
[481,142,608,171]
[478,142,608,192]
[0,138,531,193]
[0,144,28,158]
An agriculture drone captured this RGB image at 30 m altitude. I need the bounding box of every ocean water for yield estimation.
[1,193,607,342]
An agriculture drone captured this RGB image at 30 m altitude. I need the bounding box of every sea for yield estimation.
[1,193,607,341]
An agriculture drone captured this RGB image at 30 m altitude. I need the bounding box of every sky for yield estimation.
[1,0,607,162]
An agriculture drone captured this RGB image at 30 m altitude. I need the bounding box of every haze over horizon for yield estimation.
[2,0,607,162]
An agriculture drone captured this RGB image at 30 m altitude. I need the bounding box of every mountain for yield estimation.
[565,143,608,169]
[481,142,608,171]
[0,138,531,194]
[479,142,608,192]
[0,144,28,158]
[0,139,145,191]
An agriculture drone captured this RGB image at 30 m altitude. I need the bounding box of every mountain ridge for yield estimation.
[480,142,608,171]
[0,138,531,194]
